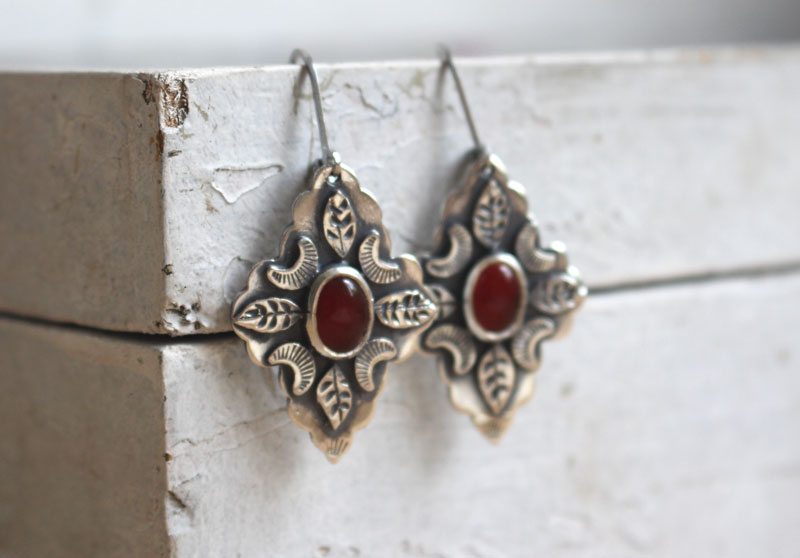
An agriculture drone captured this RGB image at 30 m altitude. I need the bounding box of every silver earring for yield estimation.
[232,49,437,462]
[421,46,587,440]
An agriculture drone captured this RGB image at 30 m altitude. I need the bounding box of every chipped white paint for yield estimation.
[209,163,284,203]
[2,273,799,556]
[2,47,800,334]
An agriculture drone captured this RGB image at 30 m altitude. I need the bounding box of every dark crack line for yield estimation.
[0,310,235,345]
[2,260,799,341]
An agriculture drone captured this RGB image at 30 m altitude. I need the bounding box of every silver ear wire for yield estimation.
[290,48,337,167]
[437,45,485,154]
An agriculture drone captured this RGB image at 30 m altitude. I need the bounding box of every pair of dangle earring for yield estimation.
[232,48,586,462]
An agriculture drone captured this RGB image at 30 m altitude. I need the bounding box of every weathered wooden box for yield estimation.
[1,47,799,557]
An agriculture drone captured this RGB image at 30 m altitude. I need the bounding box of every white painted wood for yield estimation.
[3,272,799,556]
[161,273,800,557]
[2,47,800,335]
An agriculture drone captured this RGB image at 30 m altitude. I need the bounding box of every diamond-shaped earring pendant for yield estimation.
[421,47,587,440]
[232,50,437,463]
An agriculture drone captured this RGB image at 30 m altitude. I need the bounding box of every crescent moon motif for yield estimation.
[268,342,317,395]
[267,235,319,290]
[425,323,477,375]
[511,318,556,371]
[358,232,401,284]
[514,221,565,274]
[354,338,397,392]
[426,223,473,278]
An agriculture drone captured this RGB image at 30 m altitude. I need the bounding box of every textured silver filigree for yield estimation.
[358,232,401,284]
[425,323,476,375]
[472,180,510,249]
[427,284,457,319]
[425,223,473,278]
[323,191,356,258]
[477,345,515,415]
[266,235,319,290]
[514,221,565,274]
[317,366,352,429]
[232,160,436,462]
[268,342,316,395]
[531,272,588,315]
[422,153,586,440]
[511,318,555,371]
[354,338,397,392]
[234,298,304,333]
[374,290,437,329]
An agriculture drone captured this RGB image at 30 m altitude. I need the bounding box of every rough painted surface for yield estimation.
[1,274,798,556]
[0,319,169,558]
[2,48,800,334]
[162,274,800,557]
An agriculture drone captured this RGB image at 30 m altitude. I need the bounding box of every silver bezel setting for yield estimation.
[462,252,528,342]
[306,265,375,360]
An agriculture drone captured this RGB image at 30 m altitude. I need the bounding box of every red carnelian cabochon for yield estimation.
[316,276,371,353]
[471,262,521,332]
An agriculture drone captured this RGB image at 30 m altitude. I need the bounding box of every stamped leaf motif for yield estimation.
[358,232,401,284]
[511,318,556,371]
[477,345,516,415]
[326,438,350,461]
[316,365,352,429]
[426,223,473,278]
[354,338,397,392]
[425,324,477,375]
[514,221,563,273]
[472,181,510,249]
[374,290,436,329]
[234,298,304,333]
[531,272,587,315]
[323,191,356,258]
[268,342,316,395]
[427,284,457,319]
[267,235,319,290]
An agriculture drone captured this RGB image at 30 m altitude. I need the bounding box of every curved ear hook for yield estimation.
[437,45,485,153]
[290,49,337,167]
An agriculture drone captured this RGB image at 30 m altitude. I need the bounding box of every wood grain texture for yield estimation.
[160,273,800,557]
[2,47,800,334]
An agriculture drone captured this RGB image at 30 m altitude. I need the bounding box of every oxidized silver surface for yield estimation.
[422,153,587,440]
[233,159,436,462]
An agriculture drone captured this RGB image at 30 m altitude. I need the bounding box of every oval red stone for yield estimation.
[316,276,371,354]
[471,261,522,332]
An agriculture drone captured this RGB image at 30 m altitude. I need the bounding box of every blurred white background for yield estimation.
[1,0,799,68]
